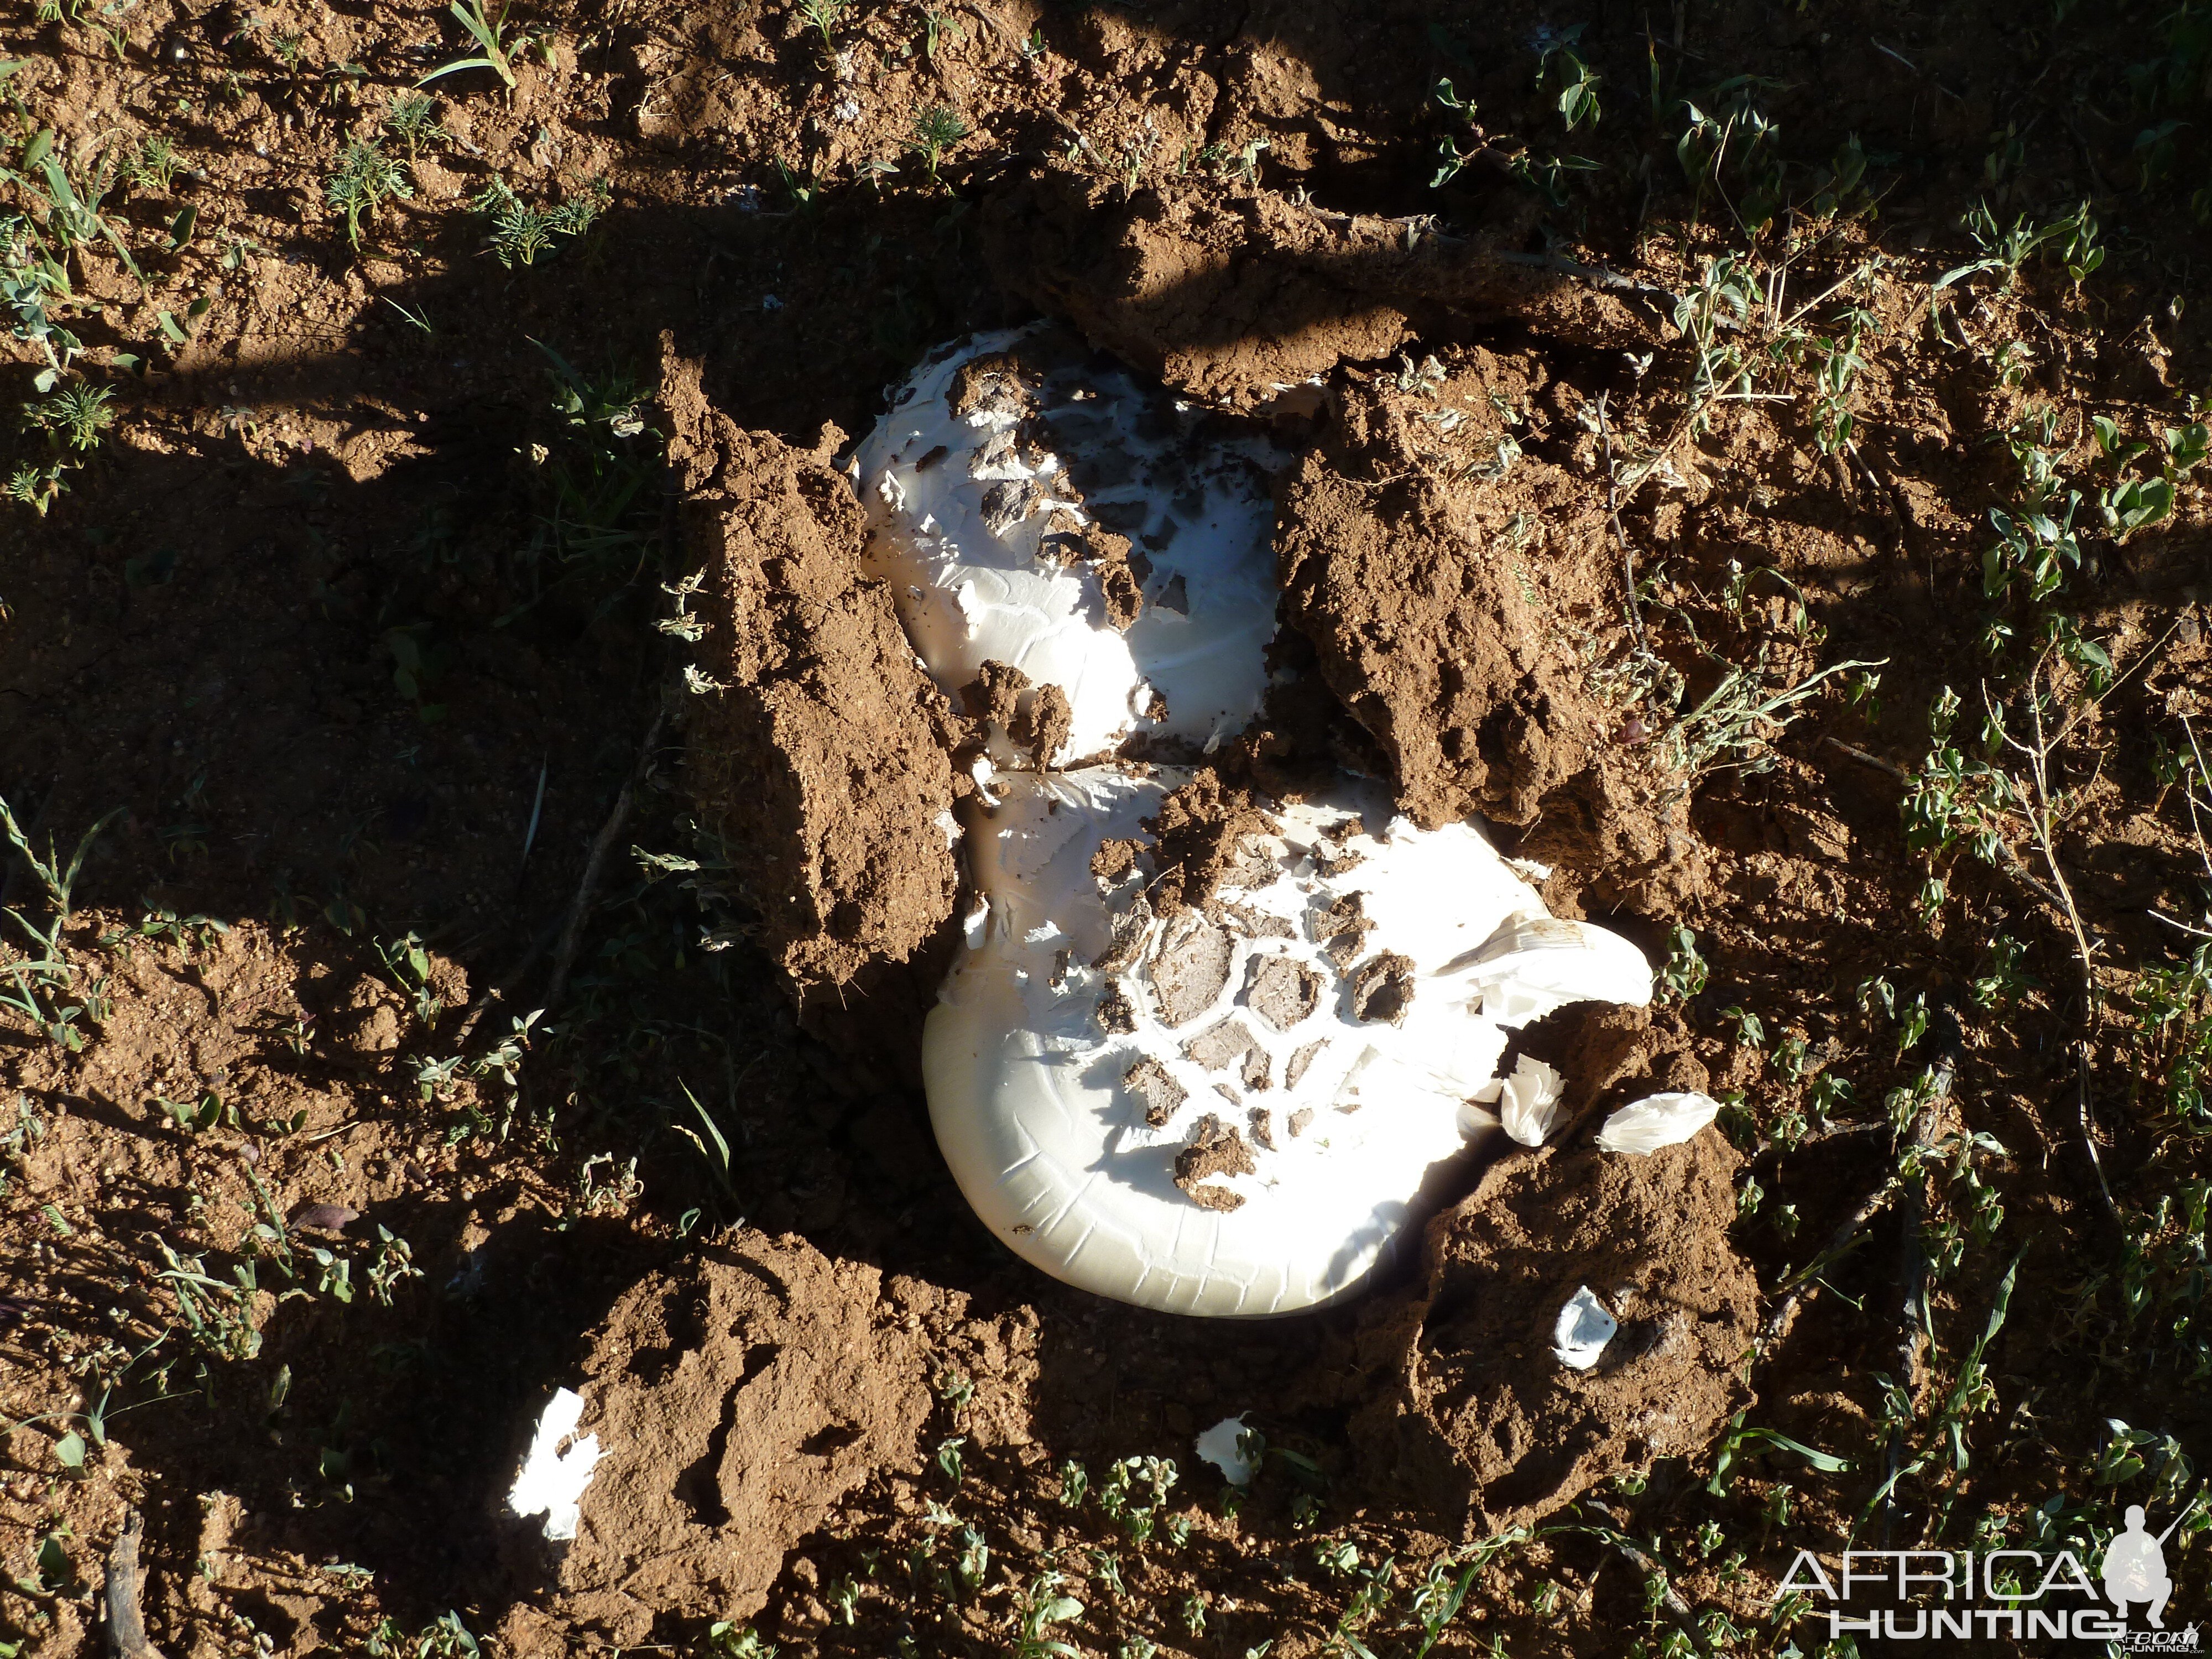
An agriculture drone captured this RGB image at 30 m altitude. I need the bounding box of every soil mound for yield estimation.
[1277,364,1670,865]
[529,1233,931,1651]
[982,170,1650,413]
[1349,1134,1758,1530]
[663,346,963,988]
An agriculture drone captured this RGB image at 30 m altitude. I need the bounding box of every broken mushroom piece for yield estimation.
[924,768,1655,1316]
[1595,1091,1723,1155]
[1453,913,1656,1029]
[1471,1052,1567,1147]
[851,330,1284,766]
[508,1387,602,1542]
[1552,1286,1618,1370]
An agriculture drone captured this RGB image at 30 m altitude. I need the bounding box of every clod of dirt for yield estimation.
[1349,1134,1757,1530]
[1244,953,1321,1031]
[1276,367,1668,868]
[983,171,1648,413]
[1173,1113,1257,1210]
[663,346,961,988]
[1140,773,1275,915]
[540,1233,930,1650]
[1149,914,1235,1025]
[1347,950,1416,1025]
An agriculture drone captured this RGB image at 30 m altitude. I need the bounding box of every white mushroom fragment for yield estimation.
[1472,1052,1568,1146]
[1595,1091,1723,1156]
[1552,1286,1617,1370]
[1194,1414,1260,1486]
[923,768,1652,1316]
[851,330,1283,766]
[508,1386,602,1542]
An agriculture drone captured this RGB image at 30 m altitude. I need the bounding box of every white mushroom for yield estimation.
[924,768,1651,1316]
[851,330,1282,765]
[851,333,1661,1317]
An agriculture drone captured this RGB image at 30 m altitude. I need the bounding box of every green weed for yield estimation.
[1538,25,1601,131]
[472,175,608,267]
[906,104,967,189]
[419,0,519,90]
[2,129,143,288]
[23,381,114,451]
[0,793,121,1050]
[384,92,449,161]
[1663,649,1884,790]
[1935,199,2103,293]
[1013,1572,1084,1659]
[325,138,414,249]
[119,135,181,194]
[796,0,846,64]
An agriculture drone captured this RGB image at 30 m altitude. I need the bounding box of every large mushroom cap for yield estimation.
[925,768,1649,1316]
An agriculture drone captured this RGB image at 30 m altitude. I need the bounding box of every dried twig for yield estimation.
[1592,392,1646,648]
[544,690,674,1014]
[449,690,673,1047]
[1759,1168,1905,1353]
[1994,666,2122,1230]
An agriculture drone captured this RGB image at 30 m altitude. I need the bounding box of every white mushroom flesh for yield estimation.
[851,329,1283,765]
[924,767,1649,1316]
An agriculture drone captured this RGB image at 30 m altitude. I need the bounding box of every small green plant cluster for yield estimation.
[471,174,609,267]
[2128,941,2211,1128]
[2100,1176,2211,1382]
[1671,253,1886,443]
[369,1610,480,1658]
[1935,199,2103,293]
[326,137,415,248]
[1979,407,2208,608]
[905,105,968,189]
[2,117,149,513]
[0,794,122,1050]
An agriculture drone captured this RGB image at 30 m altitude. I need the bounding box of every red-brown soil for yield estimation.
[4,0,2211,1653]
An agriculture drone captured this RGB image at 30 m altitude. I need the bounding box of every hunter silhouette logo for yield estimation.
[2104,1504,2180,1629]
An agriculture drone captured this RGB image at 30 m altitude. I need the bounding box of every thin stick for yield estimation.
[1995,663,2121,1228]
[1593,392,1646,648]
[544,691,672,1014]
[1822,735,1906,780]
[1759,1172,1903,1353]
[1488,249,1686,310]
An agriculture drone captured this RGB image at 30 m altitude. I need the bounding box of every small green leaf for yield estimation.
[54,1430,85,1468]
[35,1533,69,1589]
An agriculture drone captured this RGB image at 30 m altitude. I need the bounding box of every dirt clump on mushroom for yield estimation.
[1345,1133,1758,1531]
[663,348,964,992]
[1276,366,1671,877]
